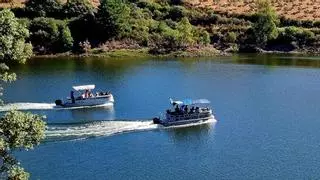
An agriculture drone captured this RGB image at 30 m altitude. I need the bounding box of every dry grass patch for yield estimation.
[187,0,320,21]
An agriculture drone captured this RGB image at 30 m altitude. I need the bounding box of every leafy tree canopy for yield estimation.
[63,0,95,18]
[0,9,46,180]
[96,0,131,41]
[253,0,278,46]
[25,0,63,18]
[0,9,32,65]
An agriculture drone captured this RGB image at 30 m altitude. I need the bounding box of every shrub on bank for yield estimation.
[29,17,73,53]
[25,0,63,18]
[63,0,95,18]
[224,32,237,44]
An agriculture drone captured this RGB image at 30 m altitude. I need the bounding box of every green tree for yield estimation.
[0,9,32,65]
[252,0,278,46]
[0,9,46,180]
[193,28,210,45]
[224,32,237,43]
[63,0,95,18]
[167,5,187,21]
[25,0,63,18]
[96,0,130,41]
[0,111,46,180]
[29,18,73,53]
[176,17,194,46]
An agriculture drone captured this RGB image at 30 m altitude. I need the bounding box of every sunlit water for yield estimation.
[3,54,320,179]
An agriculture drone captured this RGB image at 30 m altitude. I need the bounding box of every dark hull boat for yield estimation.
[153,99,214,127]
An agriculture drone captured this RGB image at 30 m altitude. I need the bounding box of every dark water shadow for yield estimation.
[232,54,320,69]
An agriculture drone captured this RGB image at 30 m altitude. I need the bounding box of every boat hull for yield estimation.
[56,95,114,108]
[155,115,214,127]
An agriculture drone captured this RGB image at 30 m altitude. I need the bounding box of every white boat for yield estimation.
[153,98,214,126]
[55,84,114,107]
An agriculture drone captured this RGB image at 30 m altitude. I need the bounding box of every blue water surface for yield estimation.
[3,55,320,179]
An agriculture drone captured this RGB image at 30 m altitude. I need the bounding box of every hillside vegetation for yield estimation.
[188,0,320,21]
[0,0,320,56]
[2,0,320,21]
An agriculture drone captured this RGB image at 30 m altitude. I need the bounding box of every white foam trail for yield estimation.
[0,103,56,112]
[45,118,217,142]
[46,120,158,141]
[0,102,113,112]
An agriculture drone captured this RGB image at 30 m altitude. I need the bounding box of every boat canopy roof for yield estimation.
[72,84,95,91]
[170,98,210,106]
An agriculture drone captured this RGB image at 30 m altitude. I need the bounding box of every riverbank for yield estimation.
[3,0,320,60]
[33,46,320,59]
[34,46,229,58]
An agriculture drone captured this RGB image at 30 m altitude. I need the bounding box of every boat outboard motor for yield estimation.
[153,117,161,124]
[55,99,63,106]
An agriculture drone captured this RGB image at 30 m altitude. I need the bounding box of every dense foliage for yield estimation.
[2,0,320,54]
[0,9,32,64]
[29,17,73,54]
[25,0,63,18]
[0,9,46,180]
[0,111,46,180]
[252,0,278,47]
[63,0,94,18]
[96,0,130,41]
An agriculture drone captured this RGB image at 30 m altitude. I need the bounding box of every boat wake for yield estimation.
[45,118,217,142]
[0,102,113,112]
[46,120,158,142]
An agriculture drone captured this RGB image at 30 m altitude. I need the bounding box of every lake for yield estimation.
[3,54,320,179]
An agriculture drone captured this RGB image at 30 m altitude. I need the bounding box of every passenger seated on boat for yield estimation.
[184,105,188,113]
[70,91,75,103]
[175,105,180,114]
[83,90,89,98]
[190,107,195,113]
[195,107,200,113]
[166,109,171,114]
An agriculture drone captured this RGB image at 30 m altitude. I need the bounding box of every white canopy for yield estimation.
[170,98,210,106]
[72,84,95,91]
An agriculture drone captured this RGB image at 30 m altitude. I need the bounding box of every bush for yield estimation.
[96,0,131,41]
[68,13,97,44]
[57,21,73,51]
[166,5,187,21]
[276,26,315,47]
[149,21,184,53]
[29,17,73,53]
[136,0,163,12]
[314,21,320,28]
[224,32,237,43]
[193,28,211,45]
[25,0,63,18]
[63,0,94,18]
[168,0,184,5]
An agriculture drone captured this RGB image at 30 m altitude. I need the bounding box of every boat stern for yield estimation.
[153,117,161,124]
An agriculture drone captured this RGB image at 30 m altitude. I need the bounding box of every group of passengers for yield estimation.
[70,90,111,102]
[167,105,201,115]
